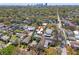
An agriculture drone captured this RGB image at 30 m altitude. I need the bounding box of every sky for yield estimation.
[0,3,79,6]
[0,0,79,5]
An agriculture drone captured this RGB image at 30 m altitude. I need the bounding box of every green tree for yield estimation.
[0,45,15,55]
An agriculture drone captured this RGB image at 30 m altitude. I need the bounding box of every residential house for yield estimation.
[42,23,47,26]
[29,41,37,47]
[27,26,35,31]
[34,34,40,38]
[23,25,28,30]
[10,25,19,30]
[44,36,55,48]
[65,30,75,41]
[71,41,79,49]
[11,20,23,24]
[68,21,76,27]
[62,20,69,27]
[0,33,3,38]
[44,28,53,37]
[44,40,52,48]
[16,33,28,39]
[1,35,10,42]
[23,19,34,24]
[52,19,57,24]
[73,30,79,40]
[63,20,76,27]
[42,19,49,23]
[21,37,31,44]
[66,30,74,37]
[0,23,5,28]
[36,26,44,35]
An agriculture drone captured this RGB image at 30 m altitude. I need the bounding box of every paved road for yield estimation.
[61,47,67,55]
[57,9,62,29]
[57,8,67,55]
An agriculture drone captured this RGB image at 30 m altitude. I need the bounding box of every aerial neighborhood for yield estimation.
[0,4,79,55]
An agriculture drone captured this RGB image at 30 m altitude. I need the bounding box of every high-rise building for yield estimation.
[45,3,47,6]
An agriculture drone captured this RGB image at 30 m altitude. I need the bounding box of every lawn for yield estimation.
[0,45,16,55]
[11,35,17,40]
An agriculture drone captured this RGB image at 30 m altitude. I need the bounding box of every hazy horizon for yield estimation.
[0,3,79,6]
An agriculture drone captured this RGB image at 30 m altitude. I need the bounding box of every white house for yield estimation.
[73,30,79,40]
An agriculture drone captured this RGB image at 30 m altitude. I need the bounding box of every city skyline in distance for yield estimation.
[0,3,79,6]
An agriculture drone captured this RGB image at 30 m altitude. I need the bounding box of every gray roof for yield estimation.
[45,29,53,34]
[66,30,74,36]
[75,36,79,39]
[21,37,30,44]
[44,40,52,48]
[44,29,53,37]
[28,26,35,31]
[1,35,9,41]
